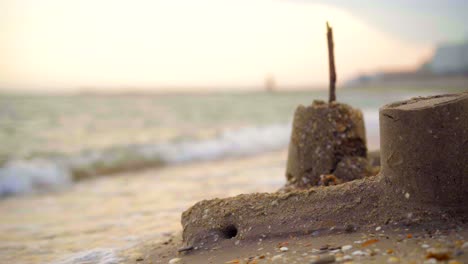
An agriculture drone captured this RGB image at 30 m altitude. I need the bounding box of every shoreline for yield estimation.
[0,151,287,264]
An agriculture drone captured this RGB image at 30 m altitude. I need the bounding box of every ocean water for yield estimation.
[0,88,460,196]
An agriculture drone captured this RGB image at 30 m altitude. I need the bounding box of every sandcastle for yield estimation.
[284,100,373,189]
[179,23,468,250]
[285,23,376,189]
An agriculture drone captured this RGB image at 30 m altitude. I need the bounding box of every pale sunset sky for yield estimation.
[1,0,467,92]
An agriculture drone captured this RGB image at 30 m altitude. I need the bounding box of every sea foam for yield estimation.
[53,248,121,264]
[0,159,71,197]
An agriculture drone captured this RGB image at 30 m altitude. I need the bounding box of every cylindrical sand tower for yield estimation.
[285,101,368,187]
[380,93,468,206]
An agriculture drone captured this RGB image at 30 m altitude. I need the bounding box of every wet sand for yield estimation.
[0,151,286,263]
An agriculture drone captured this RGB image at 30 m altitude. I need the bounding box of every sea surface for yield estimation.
[0,88,462,196]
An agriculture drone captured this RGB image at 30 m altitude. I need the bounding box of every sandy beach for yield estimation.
[138,225,468,264]
[0,151,286,263]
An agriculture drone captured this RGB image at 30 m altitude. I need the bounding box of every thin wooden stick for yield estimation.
[326,22,336,103]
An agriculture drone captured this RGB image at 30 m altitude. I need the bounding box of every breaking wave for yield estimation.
[0,123,291,197]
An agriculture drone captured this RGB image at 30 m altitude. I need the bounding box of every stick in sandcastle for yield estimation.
[180,23,468,250]
[327,22,336,103]
[284,22,374,189]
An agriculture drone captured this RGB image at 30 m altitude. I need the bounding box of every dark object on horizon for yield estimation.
[265,75,276,92]
[327,22,336,103]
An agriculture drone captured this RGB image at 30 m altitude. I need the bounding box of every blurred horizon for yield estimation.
[2,0,467,93]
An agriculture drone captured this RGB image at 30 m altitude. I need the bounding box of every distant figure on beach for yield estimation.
[265,74,276,92]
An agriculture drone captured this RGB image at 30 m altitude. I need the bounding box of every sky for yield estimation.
[314,0,468,45]
[1,0,467,92]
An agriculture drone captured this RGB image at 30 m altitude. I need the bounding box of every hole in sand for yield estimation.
[221,225,238,239]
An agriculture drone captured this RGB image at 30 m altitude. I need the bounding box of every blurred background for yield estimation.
[0,1,467,262]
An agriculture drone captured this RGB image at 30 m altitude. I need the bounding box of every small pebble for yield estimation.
[342,245,353,251]
[424,258,437,264]
[387,256,400,263]
[405,192,410,199]
[421,244,430,249]
[463,242,468,249]
[280,246,289,252]
[271,254,282,261]
[345,224,355,233]
[312,230,321,236]
[426,248,452,261]
[352,250,366,256]
[168,258,181,264]
[310,255,335,264]
[376,226,382,231]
